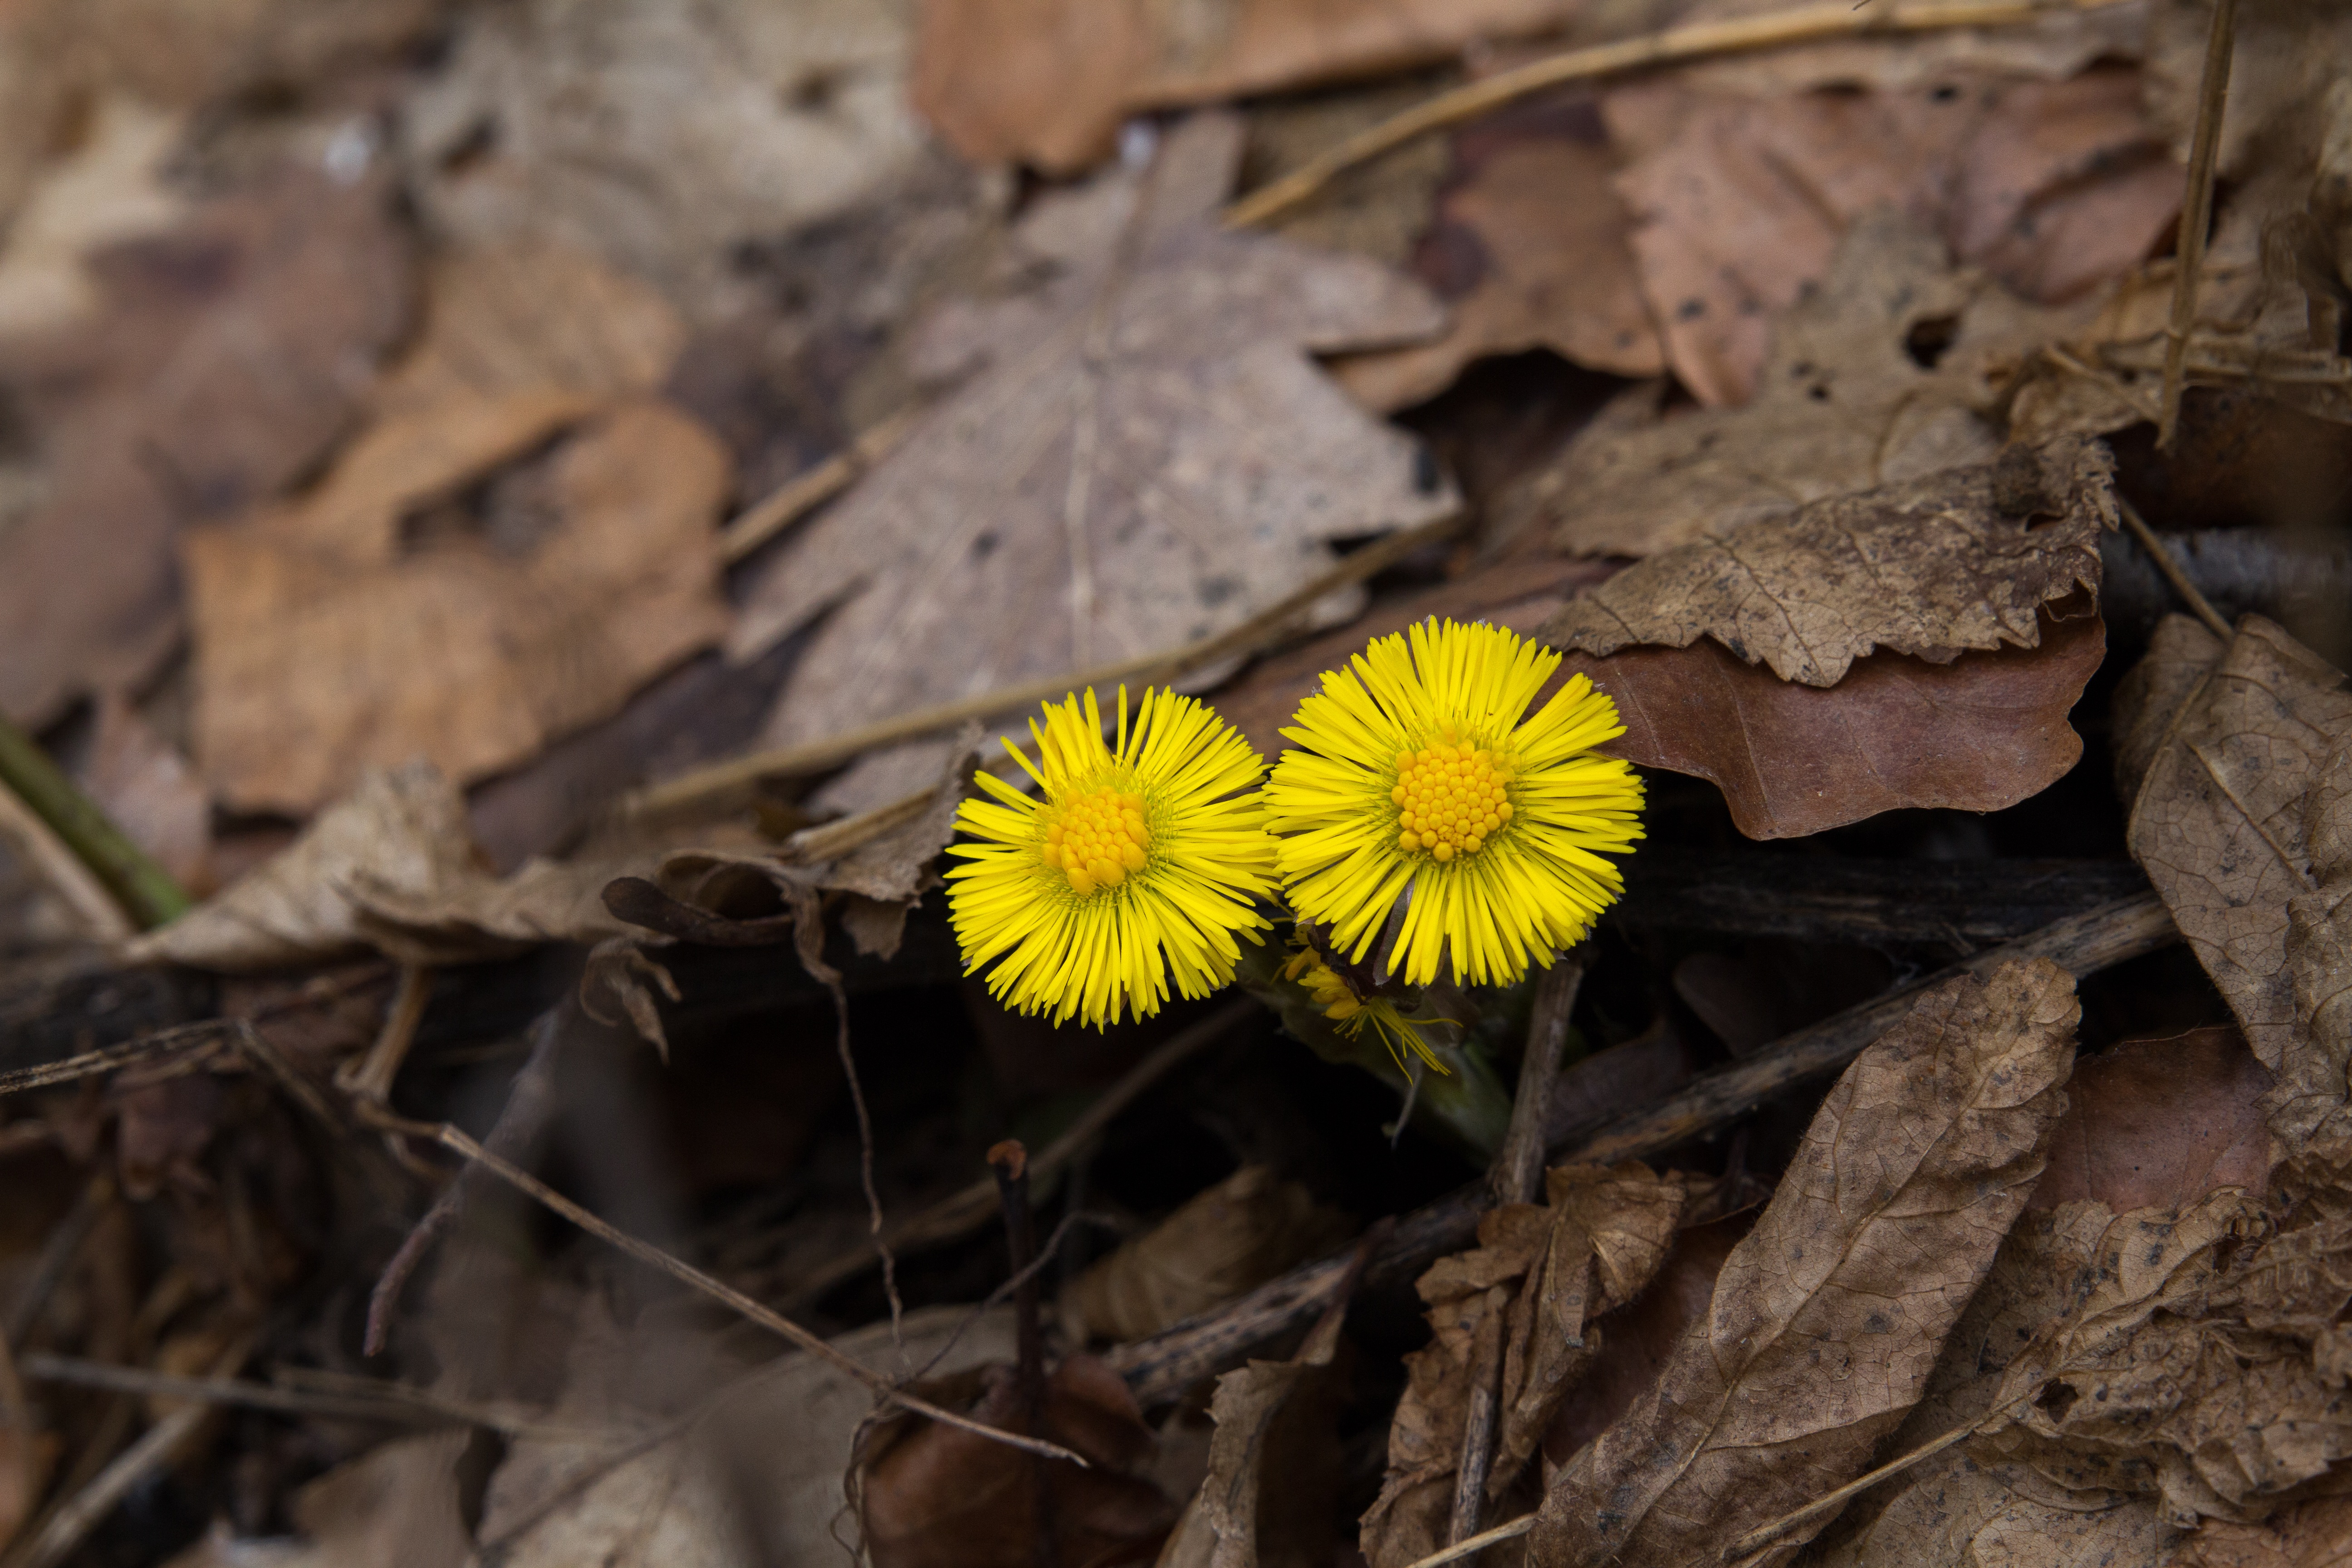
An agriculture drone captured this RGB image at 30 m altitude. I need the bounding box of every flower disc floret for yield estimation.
[1264,617,1644,988]
[948,686,1274,1028]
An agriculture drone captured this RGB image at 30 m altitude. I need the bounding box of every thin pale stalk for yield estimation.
[2156,0,2239,448]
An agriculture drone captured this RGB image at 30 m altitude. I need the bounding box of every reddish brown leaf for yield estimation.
[1564,604,2105,840]
[2030,1027,2274,1214]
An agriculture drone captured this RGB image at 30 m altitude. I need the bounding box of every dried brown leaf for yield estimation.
[0,167,413,727]
[1566,602,2106,840]
[1332,98,1665,413]
[1361,1164,1690,1568]
[1499,212,2079,560]
[1063,1166,1353,1345]
[2031,1028,2273,1215]
[1540,436,2114,686]
[1529,957,2081,1568]
[2114,613,2230,806]
[186,398,731,814]
[1603,67,2179,407]
[1810,1449,2176,1568]
[2169,1492,2352,1567]
[1246,76,1454,274]
[730,113,1453,810]
[911,0,1584,174]
[859,1353,1173,1568]
[2126,617,2352,1078]
[402,0,927,318]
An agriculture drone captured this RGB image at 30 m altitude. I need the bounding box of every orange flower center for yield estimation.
[1041,786,1151,896]
[1391,740,1512,862]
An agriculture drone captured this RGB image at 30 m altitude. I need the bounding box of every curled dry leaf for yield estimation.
[730,112,1453,810]
[1499,211,2079,561]
[1540,435,2114,687]
[186,397,732,815]
[1568,602,2105,840]
[0,166,413,728]
[1062,1165,1353,1345]
[1361,1164,1690,1568]
[911,0,1583,173]
[858,1353,1173,1568]
[1602,66,2180,407]
[1331,95,1665,414]
[402,0,928,318]
[1529,957,2080,1568]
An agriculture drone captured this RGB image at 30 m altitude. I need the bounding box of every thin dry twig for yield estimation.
[357,1102,1087,1466]
[0,709,188,931]
[624,510,1465,822]
[1450,952,1586,1550]
[335,961,434,1103]
[0,783,131,941]
[1401,1514,1534,1568]
[15,1353,594,1441]
[2116,496,2234,638]
[1222,0,2136,229]
[718,404,927,566]
[0,1022,232,1099]
[780,997,1257,1309]
[2157,0,2239,448]
[1720,1418,1985,1561]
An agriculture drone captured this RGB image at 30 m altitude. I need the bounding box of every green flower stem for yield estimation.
[0,710,191,931]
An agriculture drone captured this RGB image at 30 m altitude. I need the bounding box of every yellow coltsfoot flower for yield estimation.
[1279,942,1450,1075]
[948,686,1274,1029]
[1264,617,1644,988]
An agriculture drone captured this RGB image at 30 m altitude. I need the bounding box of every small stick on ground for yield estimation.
[335,962,435,1103]
[990,1140,1058,1568]
[2156,0,2241,449]
[1449,952,1585,1552]
[1223,0,2135,229]
[718,403,926,565]
[16,1353,593,1441]
[2117,497,2234,638]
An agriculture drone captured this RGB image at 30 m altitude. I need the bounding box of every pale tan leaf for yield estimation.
[0,93,185,341]
[1538,436,2115,687]
[1063,1166,1353,1345]
[1498,212,2079,561]
[186,398,732,814]
[729,112,1453,810]
[1809,1448,2175,1568]
[1528,958,2081,1568]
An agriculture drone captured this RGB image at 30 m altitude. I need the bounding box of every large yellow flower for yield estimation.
[1264,617,1643,988]
[947,686,1274,1028]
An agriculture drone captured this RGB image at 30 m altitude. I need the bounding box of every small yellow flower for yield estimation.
[1264,617,1643,988]
[1279,943,1450,1075]
[947,686,1274,1028]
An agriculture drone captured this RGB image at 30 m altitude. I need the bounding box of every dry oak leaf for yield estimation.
[186,397,731,815]
[1567,601,2105,840]
[1361,1163,1690,1568]
[0,166,413,728]
[1062,1164,1353,1345]
[402,0,928,321]
[2126,617,2352,1082]
[1529,957,2080,1568]
[1540,434,2114,687]
[1331,94,1666,413]
[1600,65,2180,408]
[1498,211,2080,561]
[911,0,1584,174]
[858,1353,1173,1568]
[729,111,1454,811]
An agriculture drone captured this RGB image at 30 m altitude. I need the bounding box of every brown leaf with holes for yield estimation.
[911,0,1587,174]
[0,167,413,727]
[1498,211,2085,562]
[1362,1164,1690,1568]
[1602,66,2179,408]
[1567,603,2105,840]
[1528,958,2079,1568]
[858,1354,1174,1568]
[1062,1165,1353,1345]
[1331,95,1665,412]
[2126,617,2352,1080]
[185,397,731,815]
[1539,435,2113,686]
[730,113,1453,810]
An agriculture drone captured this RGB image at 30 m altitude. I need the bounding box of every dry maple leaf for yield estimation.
[1498,212,2087,561]
[402,0,928,318]
[1568,603,2107,839]
[729,111,1454,809]
[1529,957,2080,1568]
[1330,95,1665,413]
[1601,66,2180,408]
[1540,436,2115,687]
[186,397,732,815]
[911,0,1586,173]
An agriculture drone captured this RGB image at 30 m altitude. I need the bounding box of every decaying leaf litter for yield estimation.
[0,0,2347,1564]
